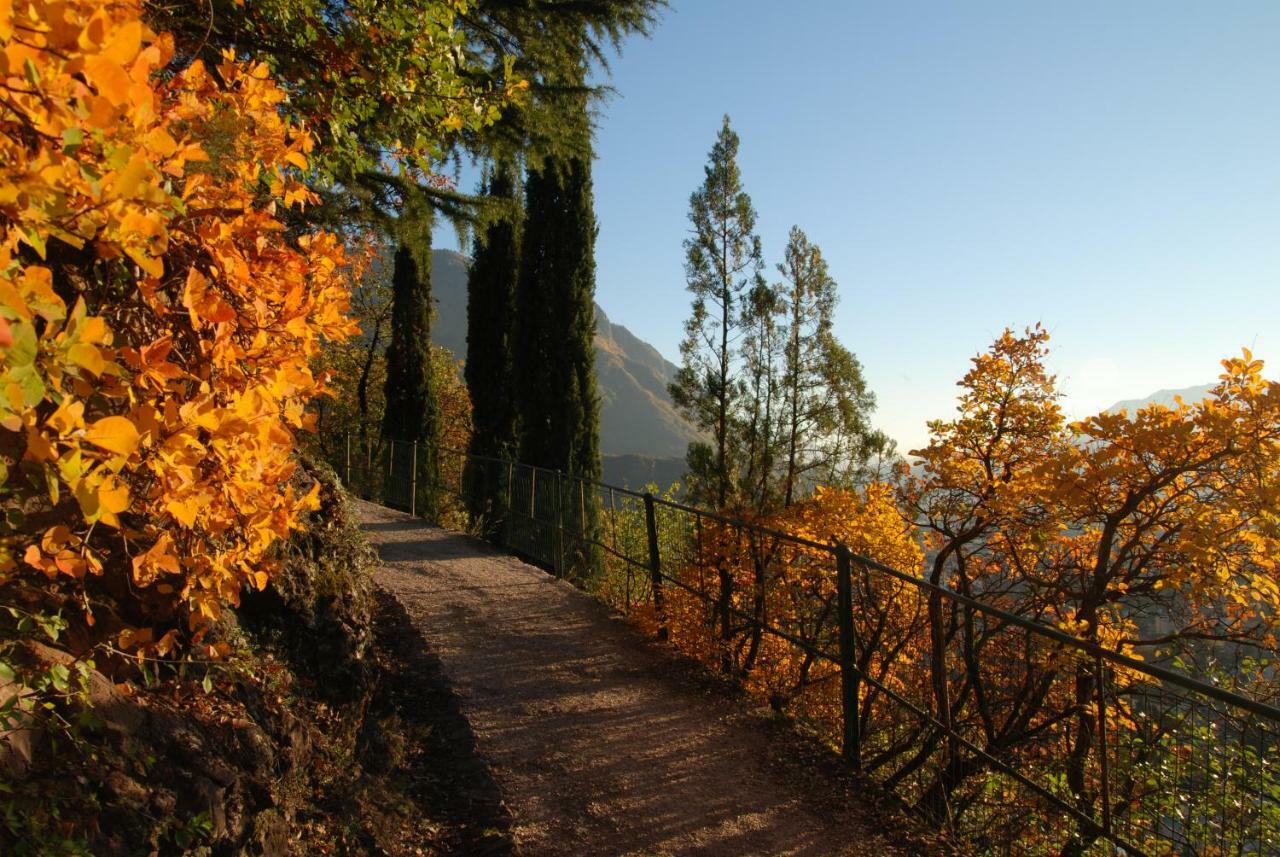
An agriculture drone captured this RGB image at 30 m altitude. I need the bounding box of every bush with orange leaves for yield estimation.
[658,483,923,747]
[0,0,359,670]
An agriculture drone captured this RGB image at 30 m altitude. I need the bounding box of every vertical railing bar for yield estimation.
[608,488,624,609]
[1096,650,1111,836]
[554,471,565,576]
[644,491,666,640]
[506,460,514,517]
[835,544,861,770]
[388,439,395,506]
[410,440,418,517]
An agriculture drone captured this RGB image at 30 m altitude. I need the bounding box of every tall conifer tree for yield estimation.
[382,204,439,511]
[669,116,764,510]
[466,162,522,460]
[511,47,600,574]
[512,57,600,484]
[465,163,522,523]
[776,226,884,504]
[382,205,436,444]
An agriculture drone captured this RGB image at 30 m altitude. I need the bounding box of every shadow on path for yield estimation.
[369,588,515,856]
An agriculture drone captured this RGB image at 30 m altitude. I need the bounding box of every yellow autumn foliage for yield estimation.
[0,0,358,652]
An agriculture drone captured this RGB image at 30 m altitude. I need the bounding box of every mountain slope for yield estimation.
[430,249,699,460]
[1105,383,1215,415]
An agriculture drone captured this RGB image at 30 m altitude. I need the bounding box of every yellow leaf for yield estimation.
[100,19,142,66]
[68,343,105,376]
[112,154,153,200]
[83,55,131,104]
[284,150,309,170]
[84,415,140,457]
[99,475,130,514]
[145,127,178,158]
[167,496,202,527]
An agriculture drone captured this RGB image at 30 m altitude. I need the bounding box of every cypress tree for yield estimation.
[465,162,522,523]
[511,50,600,574]
[512,69,600,483]
[381,204,438,509]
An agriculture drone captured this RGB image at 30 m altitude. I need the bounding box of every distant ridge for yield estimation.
[429,250,698,467]
[1105,383,1214,415]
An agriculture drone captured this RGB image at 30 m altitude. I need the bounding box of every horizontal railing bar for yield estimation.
[653,567,844,666]
[421,446,1280,725]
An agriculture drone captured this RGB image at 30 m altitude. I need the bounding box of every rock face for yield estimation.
[430,249,700,460]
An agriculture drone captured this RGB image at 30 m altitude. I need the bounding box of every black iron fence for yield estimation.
[340,436,1280,856]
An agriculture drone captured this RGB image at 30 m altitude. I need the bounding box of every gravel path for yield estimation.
[360,501,920,857]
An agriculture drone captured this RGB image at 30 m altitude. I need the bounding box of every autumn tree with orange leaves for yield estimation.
[642,325,1280,853]
[899,327,1280,852]
[0,0,506,699]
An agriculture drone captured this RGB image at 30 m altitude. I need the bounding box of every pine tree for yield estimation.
[739,280,785,513]
[465,162,522,523]
[776,226,883,505]
[669,115,764,510]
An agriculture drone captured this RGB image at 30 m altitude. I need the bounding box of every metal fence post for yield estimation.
[835,543,861,769]
[644,492,667,641]
[554,471,565,576]
[505,460,514,517]
[529,468,537,559]
[1096,651,1112,837]
[409,441,418,517]
[387,440,395,505]
[344,433,351,487]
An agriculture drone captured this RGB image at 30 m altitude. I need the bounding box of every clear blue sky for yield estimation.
[441,1,1280,453]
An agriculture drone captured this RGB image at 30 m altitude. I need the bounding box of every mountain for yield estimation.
[429,250,697,473]
[595,454,688,493]
[1105,383,1215,415]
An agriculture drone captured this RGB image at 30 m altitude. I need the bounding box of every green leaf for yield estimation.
[61,127,84,155]
[6,321,37,368]
[9,364,46,408]
[49,663,70,692]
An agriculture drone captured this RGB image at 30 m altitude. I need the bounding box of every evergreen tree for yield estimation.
[465,162,522,523]
[776,226,884,505]
[511,49,601,573]
[381,205,439,509]
[382,207,435,443]
[669,115,764,510]
[739,280,785,514]
[512,63,600,482]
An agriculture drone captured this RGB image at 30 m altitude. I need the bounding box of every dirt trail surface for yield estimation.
[359,501,922,857]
